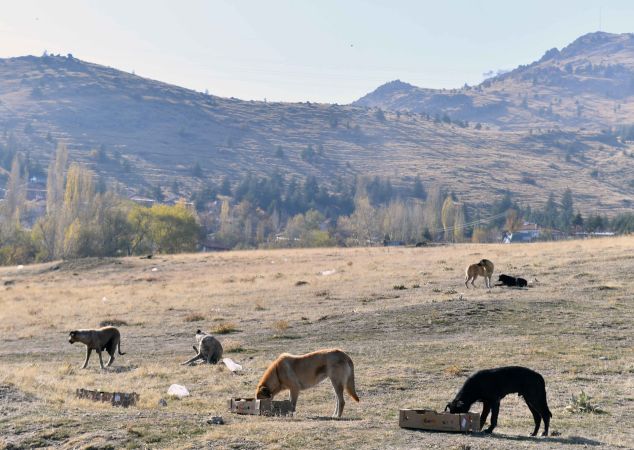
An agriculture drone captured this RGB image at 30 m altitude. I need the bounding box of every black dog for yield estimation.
[496,274,528,288]
[446,366,551,436]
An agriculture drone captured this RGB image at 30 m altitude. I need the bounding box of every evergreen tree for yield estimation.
[559,188,574,231]
[412,175,426,199]
[543,193,559,229]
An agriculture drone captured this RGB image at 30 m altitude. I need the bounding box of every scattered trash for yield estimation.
[167,384,190,398]
[598,356,608,361]
[207,416,224,425]
[295,280,309,286]
[223,358,243,373]
[320,269,336,276]
[158,398,168,407]
[151,267,158,272]
[76,388,139,407]
[17,265,24,270]
[102,296,108,303]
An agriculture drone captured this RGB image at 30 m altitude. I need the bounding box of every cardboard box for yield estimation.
[76,388,139,408]
[228,397,294,416]
[399,409,481,433]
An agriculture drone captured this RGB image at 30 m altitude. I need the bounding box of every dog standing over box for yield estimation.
[256,348,359,417]
[446,366,552,436]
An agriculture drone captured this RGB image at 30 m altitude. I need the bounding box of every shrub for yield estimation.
[566,391,604,414]
[184,313,205,322]
[212,322,238,334]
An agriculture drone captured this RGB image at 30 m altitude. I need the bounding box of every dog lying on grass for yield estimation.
[446,366,552,436]
[496,274,528,288]
[256,349,359,417]
[68,326,125,369]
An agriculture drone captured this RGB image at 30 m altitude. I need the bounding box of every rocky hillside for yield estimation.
[356,32,634,132]
[0,45,633,213]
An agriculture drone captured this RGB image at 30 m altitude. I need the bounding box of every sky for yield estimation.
[1,0,633,103]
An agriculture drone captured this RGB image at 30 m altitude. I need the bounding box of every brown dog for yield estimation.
[68,327,125,369]
[256,349,359,417]
[465,258,494,288]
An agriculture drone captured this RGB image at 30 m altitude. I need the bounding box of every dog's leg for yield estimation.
[534,394,551,436]
[181,354,202,366]
[480,402,491,430]
[97,350,105,369]
[471,274,477,288]
[82,348,92,369]
[465,276,470,288]
[542,412,550,436]
[106,350,115,367]
[331,380,345,418]
[289,388,300,412]
[484,400,500,433]
[525,401,541,436]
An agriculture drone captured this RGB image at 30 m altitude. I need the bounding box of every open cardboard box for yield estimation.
[228,397,294,416]
[76,388,139,408]
[399,409,481,433]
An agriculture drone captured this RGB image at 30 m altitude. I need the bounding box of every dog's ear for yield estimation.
[445,403,451,412]
[69,331,76,336]
[196,329,201,334]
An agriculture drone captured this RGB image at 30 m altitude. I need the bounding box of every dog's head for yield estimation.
[445,400,467,413]
[256,385,272,400]
[68,330,78,344]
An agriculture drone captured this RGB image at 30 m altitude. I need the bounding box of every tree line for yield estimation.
[1,144,632,265]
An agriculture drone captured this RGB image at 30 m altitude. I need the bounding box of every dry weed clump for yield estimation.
[444,365,465,377]
[254,301,266,311]
[99,318,129,327]
[212,322,238,334]
[273,320,289,332]
[184,313,205,322]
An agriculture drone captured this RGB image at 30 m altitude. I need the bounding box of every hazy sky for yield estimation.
[1,1,632,103]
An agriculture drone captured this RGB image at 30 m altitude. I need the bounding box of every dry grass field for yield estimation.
[0,237,633,449]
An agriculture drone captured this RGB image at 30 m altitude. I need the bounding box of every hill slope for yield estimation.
[355,32,634,132]
[0,48,633,213]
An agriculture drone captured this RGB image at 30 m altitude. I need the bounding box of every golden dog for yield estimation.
[256,349,359,417]
[465,258,494,288]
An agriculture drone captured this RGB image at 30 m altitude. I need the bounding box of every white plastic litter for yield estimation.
[151,267,158,272]
[222,358,242,372]
[320,269,336,276]
[17,265,24,270]
[167,384,190,398]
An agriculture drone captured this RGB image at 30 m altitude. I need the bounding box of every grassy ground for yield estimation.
[0,237,633,449]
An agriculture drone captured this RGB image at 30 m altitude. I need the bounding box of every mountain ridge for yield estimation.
[355,32,634,131]
[0,36,633,215]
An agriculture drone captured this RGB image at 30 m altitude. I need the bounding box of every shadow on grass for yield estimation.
[483,433,604,446]
[105,365,137,373]
[304,415,363,421]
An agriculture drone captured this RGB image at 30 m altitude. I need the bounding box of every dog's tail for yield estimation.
[117,339,126,356]
[346,363,360,402]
